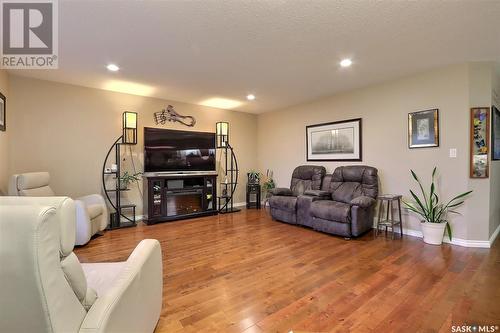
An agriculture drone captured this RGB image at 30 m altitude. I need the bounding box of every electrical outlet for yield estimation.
[449,148,457,158]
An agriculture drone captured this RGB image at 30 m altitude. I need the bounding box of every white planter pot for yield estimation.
[420,221,446,245]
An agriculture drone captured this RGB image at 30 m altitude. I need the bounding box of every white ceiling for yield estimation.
[11,0,500,113]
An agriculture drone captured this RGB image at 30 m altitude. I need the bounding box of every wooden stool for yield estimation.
[375,194,403,239]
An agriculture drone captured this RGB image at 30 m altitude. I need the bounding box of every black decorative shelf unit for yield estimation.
[102,139,137,229]
[101,112,138,230]
[217,143,240,214]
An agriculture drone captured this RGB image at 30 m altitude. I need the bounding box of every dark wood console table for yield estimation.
[143,173,217,225]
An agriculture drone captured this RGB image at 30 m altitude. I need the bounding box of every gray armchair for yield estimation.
[269,165,326,224]
[310,166,378,237]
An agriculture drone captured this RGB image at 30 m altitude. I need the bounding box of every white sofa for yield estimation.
[0,196,163,333]
[8,172,108,245]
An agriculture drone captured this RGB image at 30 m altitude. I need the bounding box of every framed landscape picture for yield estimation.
[470,107,490,178]
[492,105,500,160]
[0,92,5,132]
[306,118,362,161]
[408,109,439,148]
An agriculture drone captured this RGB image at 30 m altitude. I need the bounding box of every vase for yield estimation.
[420,221,446,245]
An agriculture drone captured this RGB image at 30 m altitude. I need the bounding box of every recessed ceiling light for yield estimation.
[106,64,120,72]
[340,59,352,68]
[246,94,256,101]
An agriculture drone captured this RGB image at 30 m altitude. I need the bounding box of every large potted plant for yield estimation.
[403,167,472,245]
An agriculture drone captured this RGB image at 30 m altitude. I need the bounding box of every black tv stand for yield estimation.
[143,173,217,225]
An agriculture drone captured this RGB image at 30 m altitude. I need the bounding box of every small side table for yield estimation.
[375,194,403,239]
[246,184,261,209]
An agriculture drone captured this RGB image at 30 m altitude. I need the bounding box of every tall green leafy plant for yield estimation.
[403,167,472,240]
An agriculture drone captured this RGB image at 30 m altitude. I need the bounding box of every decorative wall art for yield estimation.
[0,92,5,131]
[408,109,439,148]
[154,105,196,127]
[470,107,490,178]
[306,118,362,161]
[491,105,500,160]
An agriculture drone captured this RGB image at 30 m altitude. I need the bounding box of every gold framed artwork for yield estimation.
[470,107,490,178]
[408,109,439,148]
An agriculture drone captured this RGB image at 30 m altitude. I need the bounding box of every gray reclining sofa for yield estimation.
[270,165,379,238]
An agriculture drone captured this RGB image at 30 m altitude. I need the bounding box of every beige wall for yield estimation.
[258,63,495,242]
[6,63,499,242]
[489,63,500,238]
[0,70,8,195]
[8,76,258,214]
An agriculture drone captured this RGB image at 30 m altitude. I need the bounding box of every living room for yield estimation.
[0,1,499,333]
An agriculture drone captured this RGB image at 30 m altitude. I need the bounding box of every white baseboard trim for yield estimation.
[441,236,490,248]
[373,221,491,248]
[490,223,500,246]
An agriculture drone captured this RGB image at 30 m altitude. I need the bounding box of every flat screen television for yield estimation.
[144,127,216,173]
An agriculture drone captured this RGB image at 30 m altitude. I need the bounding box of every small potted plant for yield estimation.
[403,167,472,245]
[119,171,142,190]
[247,170,261,184]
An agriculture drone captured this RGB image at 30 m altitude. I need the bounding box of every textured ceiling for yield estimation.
[10,1,500,113]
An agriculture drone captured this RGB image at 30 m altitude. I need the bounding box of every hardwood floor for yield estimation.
[75,209,500,333]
